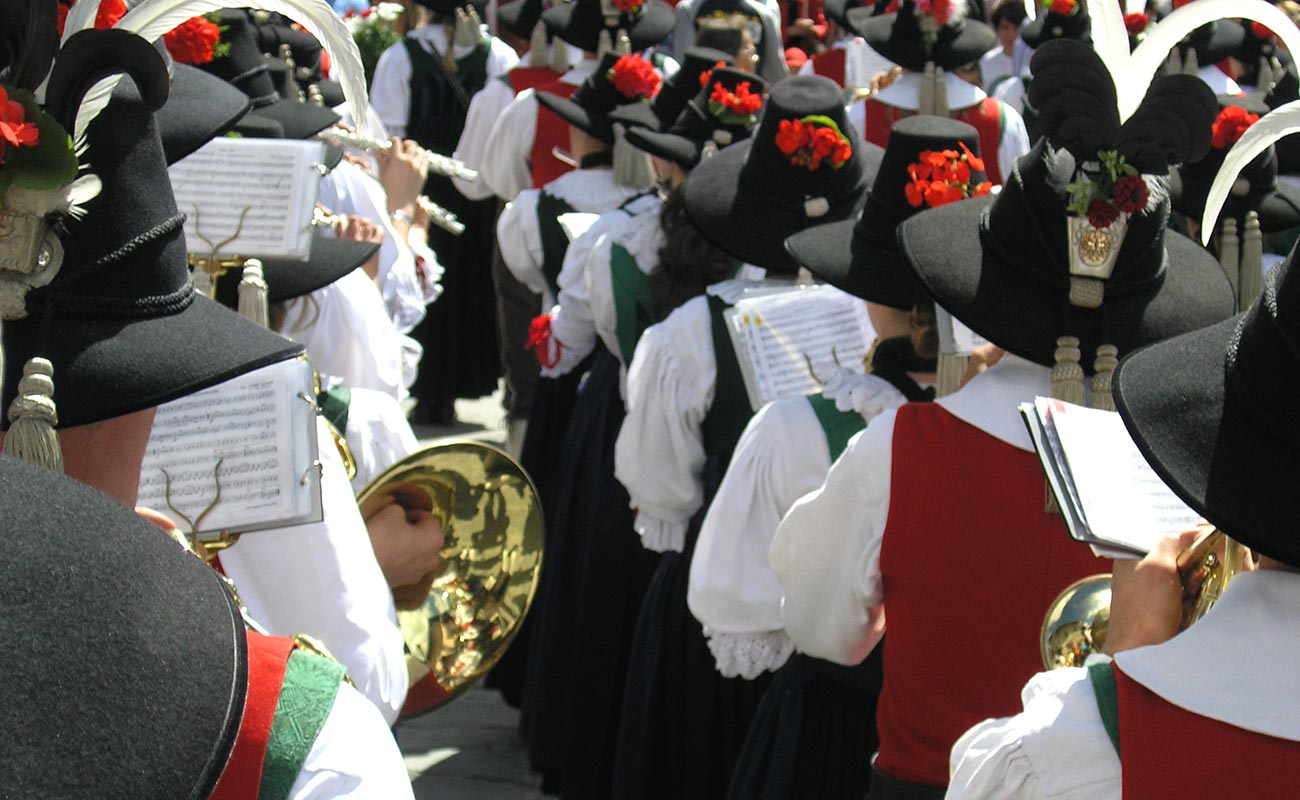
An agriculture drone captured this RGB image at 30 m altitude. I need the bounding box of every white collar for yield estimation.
[410,24,489,60]
[873,70,987,111]
[542,168,645,210]
[1116,570,1300,741]
[935,352,1050,451]
[562,58,599,86]
[1196,64,1243,96]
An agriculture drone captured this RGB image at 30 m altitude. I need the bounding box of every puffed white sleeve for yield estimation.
[947,663,1122,800]
[344,387,421,491]
[996,101,1031,184]
[770,409,895,666]
[289,682,416,799]
[481,90,539,202]
[614,297,715,553]
[545,230,607,377]
[454,77,517,200]
[217,418,408,724]
[369,42,413,138]
[496,190,548,298]
[688,397,830,678]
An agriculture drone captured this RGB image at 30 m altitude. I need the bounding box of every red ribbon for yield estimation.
[527,314,562,369]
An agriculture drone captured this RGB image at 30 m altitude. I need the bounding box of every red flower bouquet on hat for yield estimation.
[1124,12,1149,41]
[776,116,852,171]
[904,142,992,209]
[708,81,763,127]
[55,0,126,36]
[613,0,646,13]
[1045,0,1076,15]
[164,16,229,66]
[1211,105,1259,150]
[1064,151,1149,229]
[608,54,662,102]
[884,0,961,48]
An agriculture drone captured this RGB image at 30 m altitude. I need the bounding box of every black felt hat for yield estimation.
[541,0,675,53]
[848,0,997,71]
[682,74,876,274]
[824,0,867,29]
[786,115,986,309]
[0,454,248,797]
[1,76,303,430]
[608,47,733,132]
[895,40,1235,373]
[538,50,664,143]
[1018,0,1091,48]
[1169,95,1300,234]
[156,62,252,165]
[212,235,380,309]
[1113,255,1300,568]
[500,0,547,37]
[625,67,767,168]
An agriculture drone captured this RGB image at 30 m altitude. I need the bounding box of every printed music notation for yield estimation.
[724,286,877,411]
[169,138,325,261]
[137,357,323,535]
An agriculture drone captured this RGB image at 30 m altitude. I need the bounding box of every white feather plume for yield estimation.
[59,0,106,46]
[1043,142,1076,193]
[1201,99,1300,245]
[1023,0,1035,22]
[1124,0,1145,15]
[1085,0,1129,84]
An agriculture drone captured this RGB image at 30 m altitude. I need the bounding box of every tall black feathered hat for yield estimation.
[608,47,733,132]
[896,39,1234,396]
[624,66,767,168]
[785,115,987,309]
[847,0,996,72]
[0,454,249,796]
[682,74,877,274]
[1019,0,1091,48]
[541,0,675,53]
[537,50,664,143]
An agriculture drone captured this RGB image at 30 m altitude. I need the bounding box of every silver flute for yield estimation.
[313,199,465,237]
[317,127,480,182]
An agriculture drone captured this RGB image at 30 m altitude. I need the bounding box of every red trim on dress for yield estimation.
[531,80,580,188]
[211,631,296,799]
[810,48,847,88]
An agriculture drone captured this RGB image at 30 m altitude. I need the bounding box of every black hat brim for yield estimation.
[849,9,997,71]
[624,126,702,168]
[213,236,379,308]
[2,295,303,429]
[315,79,346,109]
[542,0,674,52]
[1191,20,1247,65]
[537,90,618,143]
[246,97,340,140]
[499,0,538,38]
[1113,313,1300,566]
[784,214,925,309]
[1018,11,1091,49]
[896,195,1235,368]
[683,139,881,273]
[608,100,661,132]
[158,64,252,166]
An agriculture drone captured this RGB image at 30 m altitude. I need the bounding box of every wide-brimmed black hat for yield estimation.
[609,47,733,132]
[1169,95,1300,234]
[1019,0,1091,48]
[896,39,1234,372]
[1,454,248,796]
[500,0,546,37]
[786,115,985,308]
[156,61,252,165]
[212,235,380,309]
[541,0,675,53]
[682,74,876,274]
[538,50,664,143]
[1113,254,1300,568]
[625,67,767,168]
[848,0,997,71]
[2,76,302,430]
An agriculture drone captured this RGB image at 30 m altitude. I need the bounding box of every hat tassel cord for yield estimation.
[550,33,572,72]
[237,259,270,329]
[1217,215,1240,300]
[615,29,632,55]
[1088,345,1118,412]
[1238,211,1263,312]
[934,351,967,398]
[529,22,549,68]
[597,29,614,58]
[918,62,948,117]
[613,122,655,189]
[5,357,63,474]
[1045,335,1085,514]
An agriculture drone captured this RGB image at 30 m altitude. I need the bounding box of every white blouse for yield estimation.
[947,570,1300,799]
[688,370,907,678]
[546,193,663,379]
[343,386,420,493]
[219,417,408,724]
[291,681,416,799]
[769,354,1052,666]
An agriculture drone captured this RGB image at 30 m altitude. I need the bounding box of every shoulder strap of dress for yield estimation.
[1088,660,1122,757]
[805,392,867,462]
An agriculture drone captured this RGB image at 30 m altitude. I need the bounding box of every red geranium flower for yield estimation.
[710,81,762,116]
[608,54,662,101]
[1086,197,1120,228]
[1211,104,1259,150]
[1124,12,1150,35]
[1112,174,1148,214]
[0,86,40,165]
[928,0,954,25]
[776,116,852,171]
[1048,0,1075,15]
[164,16,223,66]
[904,146,988,209]
[613,0,644,13]
[55,0,127,36]
[699,60,728,87]
[884,0,899,12]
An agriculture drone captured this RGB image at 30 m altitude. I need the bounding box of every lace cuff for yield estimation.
[633,511,687,553]
[704,630,794,679]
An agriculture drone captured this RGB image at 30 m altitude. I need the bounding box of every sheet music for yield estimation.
[170,138,324,261]
[725,286,876,411]
[137,357,323,535]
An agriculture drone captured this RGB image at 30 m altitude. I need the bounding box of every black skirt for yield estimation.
[728,650,883,800]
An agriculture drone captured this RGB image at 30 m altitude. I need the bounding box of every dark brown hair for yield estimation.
[649,187,739,318]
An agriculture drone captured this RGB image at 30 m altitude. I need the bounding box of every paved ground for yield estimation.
[402,388,546,799]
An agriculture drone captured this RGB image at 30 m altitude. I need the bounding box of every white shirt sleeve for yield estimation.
[770,409,894,666]
[218,419,408,724]
[454,77,517,200]
[688,397,829,678]
[947,664,1122,800]
[481,89,539,202]
[496,190,549,300]
[289,682,416,799]
[996,101,1031,185]
[344,387,421,492]
[614,296,715,553]
[545,230,607,377]
[369,42,413,138]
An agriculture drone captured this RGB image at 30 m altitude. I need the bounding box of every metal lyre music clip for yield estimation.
[187,204,253,297]
[161,458,240,562]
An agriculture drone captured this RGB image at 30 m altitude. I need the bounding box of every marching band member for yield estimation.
[671,0,788,83]
[611,74,874,800]
[770,39,1236,798]
[798,0,896,89]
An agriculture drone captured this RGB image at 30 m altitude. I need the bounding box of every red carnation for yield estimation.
[1211,104,1259,150]
[776,118,810,155]
[1124,12,1149,35]
[699,60,727,87]
[1048,0,1075,15]
[1112,174,1148,214]
[55,0,126,36]
[929,0,954,25]
[164,16,223,66]
[613,0,644,13]
[0,86,40,165]
[608,54,662,101]
[1086,197,1120,229]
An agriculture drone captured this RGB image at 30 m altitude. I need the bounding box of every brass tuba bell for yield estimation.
[356,440,545,717]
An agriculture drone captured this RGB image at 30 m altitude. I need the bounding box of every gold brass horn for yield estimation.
[1040,529,1251,669]
[356,440,545,717]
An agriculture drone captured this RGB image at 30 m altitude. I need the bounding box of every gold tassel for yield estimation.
[4,357,63,473]
[613,123,655,189]
[1088,345,1118,411]
[551,36,571,73]
[1238,211,1263,312]
[1218,215,1239,301]
[935,352,968,398]
[933,66,948,116]
[237,259,270,329]
[529,22,549,67]
[1050,336,1086,405]
[596,29,613,58]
